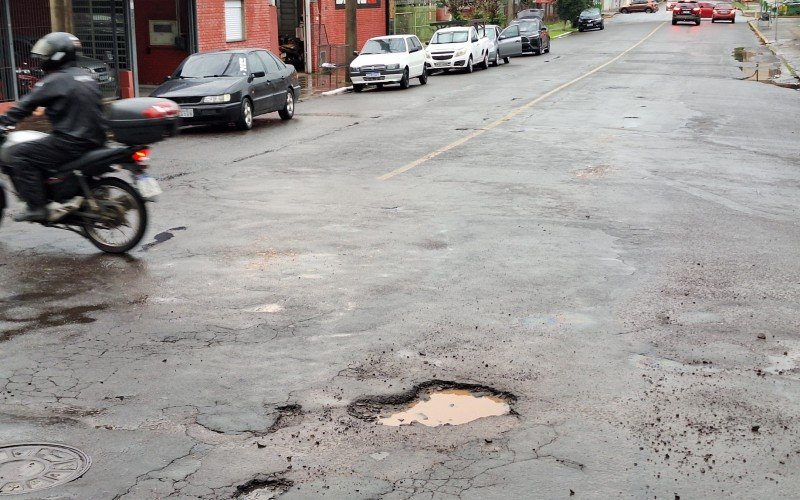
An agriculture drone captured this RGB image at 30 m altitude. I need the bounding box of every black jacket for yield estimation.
[0,64,107,146]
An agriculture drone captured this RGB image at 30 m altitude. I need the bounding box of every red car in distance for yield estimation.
[697,1,717,17]
[712,3,736,21]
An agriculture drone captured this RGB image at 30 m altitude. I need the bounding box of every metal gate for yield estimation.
[0,0,128,103]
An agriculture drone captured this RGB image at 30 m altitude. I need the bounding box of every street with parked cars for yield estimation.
[2,6,798,499]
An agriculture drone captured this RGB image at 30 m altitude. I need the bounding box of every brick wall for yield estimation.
[196,0,279,53]
[311,0,387,70]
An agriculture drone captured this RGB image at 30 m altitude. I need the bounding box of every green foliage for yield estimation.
[473,0,504,22]
[556,0,593,26]
[443,0,470,19]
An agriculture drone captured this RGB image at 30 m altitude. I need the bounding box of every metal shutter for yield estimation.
[225,0,244,41]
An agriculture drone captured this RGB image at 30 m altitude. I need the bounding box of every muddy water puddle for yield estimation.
[378,389,511,427]
[733,47,782,82]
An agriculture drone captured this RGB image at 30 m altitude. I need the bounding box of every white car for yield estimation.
[425,26,489,73]
[349,35,428,92]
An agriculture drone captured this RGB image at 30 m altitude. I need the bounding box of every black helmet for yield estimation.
[31,32,81,72]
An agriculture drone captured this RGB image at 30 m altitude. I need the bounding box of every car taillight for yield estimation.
[132,148,151,165]
[142,101,179,118]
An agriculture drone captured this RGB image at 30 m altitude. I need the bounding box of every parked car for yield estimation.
[425,26,490,73]
[508,17,551,55]
[620,0,659,13]
[577,8,605,31]
[672,1,702,24]
[711,2,736,21]
[477,24,526,64]
[151,49,301,130]
[350,35,427,92]
[697,1,717,17]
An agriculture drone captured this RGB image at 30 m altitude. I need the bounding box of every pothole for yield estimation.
[733,46,782,82]
[348,381,516,427]
[0,443,91,495]
[233,472,293,499]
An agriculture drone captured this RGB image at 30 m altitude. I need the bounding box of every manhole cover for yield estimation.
[0,443,91,495]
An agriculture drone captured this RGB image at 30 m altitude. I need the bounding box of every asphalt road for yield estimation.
[2,8,800,499]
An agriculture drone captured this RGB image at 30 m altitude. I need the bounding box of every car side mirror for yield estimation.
[498,34,506,40]
[164,75,172,82]
[353,50,359,56]
[252,71,266,78]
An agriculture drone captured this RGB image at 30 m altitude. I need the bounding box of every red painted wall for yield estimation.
[310,0,387,70]
[135,0,191,85]
[196,0,279,53]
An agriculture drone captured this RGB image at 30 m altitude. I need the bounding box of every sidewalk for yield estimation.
[750,17,800,86]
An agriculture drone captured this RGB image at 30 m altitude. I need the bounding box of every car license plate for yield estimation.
[434,62,449,67]
[136,174,162,201]
[179,108,193,118]
[367,72,380,78]
[682,10,691,13]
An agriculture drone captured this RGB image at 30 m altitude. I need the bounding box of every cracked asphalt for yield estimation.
[2,9,800,499]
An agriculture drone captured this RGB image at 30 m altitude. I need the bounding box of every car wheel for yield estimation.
[731,18,735,23]
[578,27,584,32]
[353,83,364,92]
[399,68,410,89]
[600,22,605,29]
[696,20,701,25]
[278,89,294,120]
[465,56,473,73]
[621,8,629,13]
[481,53,489,69]
[645,7,652,12]
[235,98,253,130]
[419,67,428,85]
[503,56,510,64]
[672,19,677,24]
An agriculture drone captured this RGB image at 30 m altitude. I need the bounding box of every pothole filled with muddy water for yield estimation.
[733,47,782,82]
[348,381,516,427]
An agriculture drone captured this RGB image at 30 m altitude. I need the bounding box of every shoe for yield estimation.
[47,196,83,222]
[13,206,48,222]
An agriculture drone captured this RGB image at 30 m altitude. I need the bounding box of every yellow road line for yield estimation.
[378,21,666,181]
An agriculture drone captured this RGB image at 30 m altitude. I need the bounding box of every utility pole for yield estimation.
[773,0,778,43]
[346,0,357,84]
[507,0,515,23]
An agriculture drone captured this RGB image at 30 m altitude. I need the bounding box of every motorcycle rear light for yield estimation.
[141,102,179,118]
[132,148,151,165]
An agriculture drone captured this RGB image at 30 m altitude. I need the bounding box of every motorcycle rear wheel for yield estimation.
[82,177,148,254]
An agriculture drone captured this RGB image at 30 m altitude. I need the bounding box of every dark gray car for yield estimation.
[151,49,301,130]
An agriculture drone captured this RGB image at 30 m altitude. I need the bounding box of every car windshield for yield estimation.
[361,38,406,54]
[431,30,469,44]
[176,53,248,78]
[581,8,600,15]
[478,28,496,40]
[511,20,538,33]
[715,3,732,6]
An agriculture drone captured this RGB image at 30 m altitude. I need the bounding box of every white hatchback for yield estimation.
[349,35,428,92]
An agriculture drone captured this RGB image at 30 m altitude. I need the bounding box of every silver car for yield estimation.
[478,25,505,66]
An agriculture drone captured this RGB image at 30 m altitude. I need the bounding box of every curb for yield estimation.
[553,31,576,39]
[747,19,800,82]
[321,87,350,96]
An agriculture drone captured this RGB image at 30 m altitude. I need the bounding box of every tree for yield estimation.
[556,0,593,27]
[443,0,470,20]
[474,0,503,22]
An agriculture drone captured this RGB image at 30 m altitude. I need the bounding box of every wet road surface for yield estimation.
[1,9,799,499]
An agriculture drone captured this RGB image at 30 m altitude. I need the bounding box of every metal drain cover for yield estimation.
[0,443,91,495]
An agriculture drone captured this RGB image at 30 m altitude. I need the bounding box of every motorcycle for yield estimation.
[0,98,178,254]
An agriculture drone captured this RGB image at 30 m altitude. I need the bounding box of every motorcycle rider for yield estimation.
[0,32,106,222]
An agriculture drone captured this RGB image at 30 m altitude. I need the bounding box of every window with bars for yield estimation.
[225,0,245,42]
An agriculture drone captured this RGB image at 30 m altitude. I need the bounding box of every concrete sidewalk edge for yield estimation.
[747,19,800,86]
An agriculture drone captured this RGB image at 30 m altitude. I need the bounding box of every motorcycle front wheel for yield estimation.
[82,177,148,254]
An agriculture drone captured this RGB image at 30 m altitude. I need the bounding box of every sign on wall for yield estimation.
[335,0,381,9]
[149,20,178,45]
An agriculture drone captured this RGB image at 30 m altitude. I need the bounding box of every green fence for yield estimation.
[394,5,437,43]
